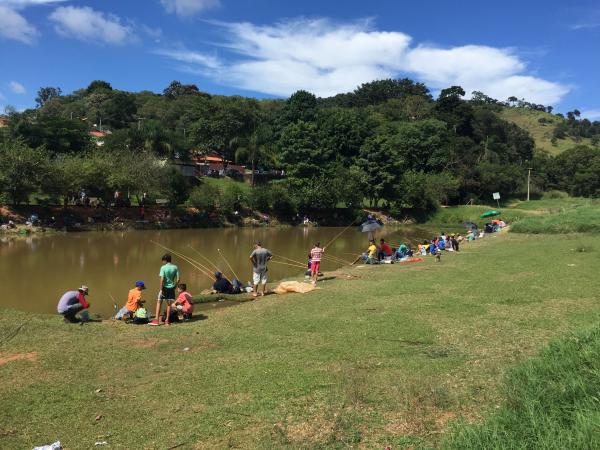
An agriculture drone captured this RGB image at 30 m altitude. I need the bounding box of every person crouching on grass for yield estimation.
[149,254,179,326]
[310,242,324,285]
[114,280,146,321]
[173,283,194,322]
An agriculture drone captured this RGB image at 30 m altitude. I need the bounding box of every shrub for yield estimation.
[249,185,271,211]
[220,182,248,213]
[188,183,220,216]
[542,190,569,200]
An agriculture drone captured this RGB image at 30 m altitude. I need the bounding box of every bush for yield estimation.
[220,182,248,213]
[270,183,296,218]
[249,186,271,211]
[542,190,569,200]
[188,183,220,216]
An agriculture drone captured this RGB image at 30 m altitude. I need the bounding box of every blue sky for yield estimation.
[0,0,599,118]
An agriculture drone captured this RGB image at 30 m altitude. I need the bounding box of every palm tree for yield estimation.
[235,125,277,186]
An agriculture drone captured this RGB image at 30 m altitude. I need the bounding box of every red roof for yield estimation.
[89,130,107,138]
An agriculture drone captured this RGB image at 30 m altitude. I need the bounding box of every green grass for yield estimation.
[423,205,532,227]
[507,197,594,212]
[498,108,593,155]
[443,323,600,449]
[2,233,600,449]
[511,205,600,234]
[202,176,252,194]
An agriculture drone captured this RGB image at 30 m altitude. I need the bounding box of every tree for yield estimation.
[35,87,62,108]
[279,90,318,124]
[86,80,113,94]
[352,78,431,106]
[163,81,203,99]
[0,139,50,205]
[354,134,403,206]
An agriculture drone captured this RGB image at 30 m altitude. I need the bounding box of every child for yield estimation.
[310,242,324,285]
[133,305,149,324]
[305,253,312,278]
[115,281,146,321]
[173,283,194,322]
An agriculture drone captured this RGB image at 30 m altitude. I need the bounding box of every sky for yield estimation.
[0,0,599,118]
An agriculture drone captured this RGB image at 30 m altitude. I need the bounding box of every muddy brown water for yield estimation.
[0,226,436,317]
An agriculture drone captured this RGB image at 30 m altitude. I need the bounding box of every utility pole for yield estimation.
[527,167,532,201]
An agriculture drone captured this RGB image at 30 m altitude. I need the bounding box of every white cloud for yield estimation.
[581,110,600,121]
[0,0,67,7]
[49,6,135,45]
[8,81,26,94]
[406,45,569,105]
[158,18,570,105]
[160,0,219,18]
[0,5,38,44]
[154,47,222,70]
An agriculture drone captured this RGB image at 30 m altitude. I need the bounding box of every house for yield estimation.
[89,129,111,146]
[0,116,8,128]
[191,151,246,176]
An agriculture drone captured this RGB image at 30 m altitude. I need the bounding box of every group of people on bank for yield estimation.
[57,242,276,325]
[57,220,506,324]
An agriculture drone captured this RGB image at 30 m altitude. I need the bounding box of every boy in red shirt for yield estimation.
[310,242,324,285]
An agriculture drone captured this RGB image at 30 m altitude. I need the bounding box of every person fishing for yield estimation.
[378,238,393,261]
[212,271,233,294]
[57,285,90,323]
[249,242,272,297]
[309,242,324,285]
[149,254,179,326]
[114,280,146,321]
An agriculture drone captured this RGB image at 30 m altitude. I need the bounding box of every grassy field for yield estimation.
[498,108,592,155]
[444,322,600,449]
[2,229,600,449]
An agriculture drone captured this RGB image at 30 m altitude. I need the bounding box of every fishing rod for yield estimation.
[273,253,307,267]
[270,260,306,269]
[322,217,358,249]
[217,248,240,281]
[321,253,352,265]
[109,293,118,310]
[150,241,215,281]
[188,245,223,274]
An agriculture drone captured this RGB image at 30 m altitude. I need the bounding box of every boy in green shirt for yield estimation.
[149,254,179,326]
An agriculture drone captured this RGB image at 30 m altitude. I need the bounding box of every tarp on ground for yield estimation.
[273,281,319,295]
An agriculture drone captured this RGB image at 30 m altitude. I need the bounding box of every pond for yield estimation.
[0,225,438,317]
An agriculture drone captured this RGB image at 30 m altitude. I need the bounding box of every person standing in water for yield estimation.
[310,242,324,285]
[249,242,272,297]
[149,254,179,326]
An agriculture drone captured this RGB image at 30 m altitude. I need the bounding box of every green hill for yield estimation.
[499,108,592,155]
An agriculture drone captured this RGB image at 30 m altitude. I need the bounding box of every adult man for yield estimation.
[310,242,324,285]
[149,254,179,326]
[249,242,272,297]
[212,272,233,294]
[57,286,90,323]
[378,238,393,261]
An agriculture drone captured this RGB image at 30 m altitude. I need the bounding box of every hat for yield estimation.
[214,271,222,279]
[135,280,146,289]
[78,285,89,294]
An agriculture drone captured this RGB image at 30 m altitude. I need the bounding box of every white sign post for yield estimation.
[492,192,501,208]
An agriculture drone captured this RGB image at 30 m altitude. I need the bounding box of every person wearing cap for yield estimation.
[115,281,146,320]
[57,286,90,323]
[212,272,233,294]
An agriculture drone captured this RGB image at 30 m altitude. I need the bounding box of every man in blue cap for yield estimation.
[212,271,233,294]
[114,280,146,320]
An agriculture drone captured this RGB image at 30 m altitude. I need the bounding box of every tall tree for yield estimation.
[35,86,62,108]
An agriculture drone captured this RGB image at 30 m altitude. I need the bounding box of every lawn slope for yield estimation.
[2,232,600,448]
